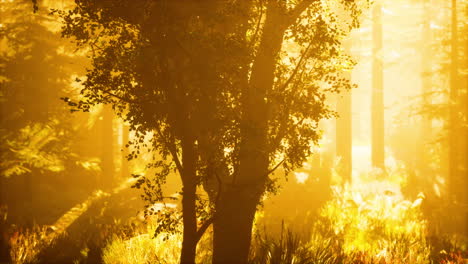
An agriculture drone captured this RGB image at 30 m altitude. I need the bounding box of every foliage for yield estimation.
[319,182,431,263]
[102,217,212,264]
[0,0,90,179]
[249,225,315,264]
[1,122,66,178]
[52,0,367,245]
[8,225,50,264]
[249,176,468,264]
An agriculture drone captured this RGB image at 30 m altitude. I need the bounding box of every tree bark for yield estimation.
[180,136,198,264]
[212,1,287,263]
[371,3,385,169]
[101,105,115,188]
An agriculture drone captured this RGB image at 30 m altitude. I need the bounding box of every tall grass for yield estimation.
[318,184,431,264]
[101,217,212,264]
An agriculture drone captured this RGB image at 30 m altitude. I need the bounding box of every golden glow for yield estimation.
[1,0,466,263]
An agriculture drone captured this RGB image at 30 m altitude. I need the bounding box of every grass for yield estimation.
[319,183,431,263]
[4,167,467,263]
[8,225,50,264]
[101,216,212,264]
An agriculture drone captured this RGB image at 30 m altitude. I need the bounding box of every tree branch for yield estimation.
[286,0,314,26]
[248,0,264,49]
[278,41,312,92]
[155,127,183,176]
[195,217,214,244]
[266,158,285,176]
[99,88,134,104]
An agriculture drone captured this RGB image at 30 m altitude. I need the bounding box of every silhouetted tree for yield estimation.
[371,2,385,169]
[55,1,365,263]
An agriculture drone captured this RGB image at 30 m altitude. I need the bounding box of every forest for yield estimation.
[0,0,467,263]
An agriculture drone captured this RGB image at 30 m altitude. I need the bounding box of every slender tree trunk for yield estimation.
[421,0,432,146]
[180,136,198,264]
[410,0,432,199]
[101,105,114,188]
[212,2,286,263]
[336,39,353,183]
[371,2,385,169]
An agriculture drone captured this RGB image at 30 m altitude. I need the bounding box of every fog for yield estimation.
[0,0,467,263]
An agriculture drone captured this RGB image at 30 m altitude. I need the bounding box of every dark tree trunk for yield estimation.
[180,136,198,264]
[212,1,286,263]
[371,3,384,169]
[213,186,260,264]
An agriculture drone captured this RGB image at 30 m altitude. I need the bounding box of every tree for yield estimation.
[448,0,468,236]
[448,0,460,202]
[421,0,432,143]
[55,1,365,263]
[0,0,83,225]
[371,1,385,169]
[0,0,93,261]
[100,105,115,188]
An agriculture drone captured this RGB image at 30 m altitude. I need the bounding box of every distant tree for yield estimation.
[55,1,366,263]
[0,0,90,260]
[448,0,468,235]
[421,0,432,143]
[412,0,468,235]
[1,0,74,223]
[371,1,385,169]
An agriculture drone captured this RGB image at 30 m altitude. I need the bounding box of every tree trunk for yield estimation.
[213,186,260,264]
[212,1,286,263]
[371,2,385,169]
[101,105,114,188]
[336,39,353,183]
[179,136,198,264]
[421,0,432,146]
[447,0,467,236]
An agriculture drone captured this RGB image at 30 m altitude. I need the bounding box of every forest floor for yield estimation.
[4,174,468,264]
